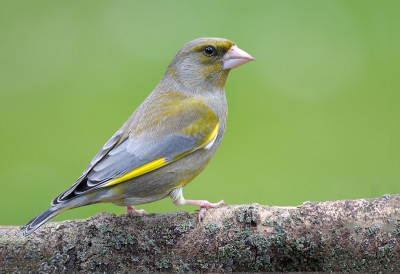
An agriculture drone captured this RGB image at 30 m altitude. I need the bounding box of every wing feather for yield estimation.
[52,97,219,205]
[52,130,125,205]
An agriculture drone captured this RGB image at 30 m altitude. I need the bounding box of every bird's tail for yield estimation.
[15,202,77,237]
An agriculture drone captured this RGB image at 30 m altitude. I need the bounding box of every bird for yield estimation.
[16,37,254,237]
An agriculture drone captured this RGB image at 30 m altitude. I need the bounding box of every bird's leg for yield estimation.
[126,206,147,217]
[170,187,225,224]
[184,199,226,224]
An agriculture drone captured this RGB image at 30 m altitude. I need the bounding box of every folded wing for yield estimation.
[52,97,218,205]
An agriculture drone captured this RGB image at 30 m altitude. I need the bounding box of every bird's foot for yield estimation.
[126,206,147,217]
[184,199,226,224]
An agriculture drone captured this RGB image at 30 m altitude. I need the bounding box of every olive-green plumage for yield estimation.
[16,38,254,237]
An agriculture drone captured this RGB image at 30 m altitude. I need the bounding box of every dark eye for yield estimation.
[204,46,216,56]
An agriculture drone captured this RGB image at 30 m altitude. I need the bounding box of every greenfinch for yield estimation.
[16,37,254,237]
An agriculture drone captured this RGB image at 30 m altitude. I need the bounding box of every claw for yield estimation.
[126,206,147,217]
[184,199,226,225]
[198,207,207,224]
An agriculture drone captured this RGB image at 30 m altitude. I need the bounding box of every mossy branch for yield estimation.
[1,195,400,273]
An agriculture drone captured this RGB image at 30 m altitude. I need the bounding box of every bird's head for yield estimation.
[166,38,254,93]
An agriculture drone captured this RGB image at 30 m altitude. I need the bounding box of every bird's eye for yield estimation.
[204,46,216,56]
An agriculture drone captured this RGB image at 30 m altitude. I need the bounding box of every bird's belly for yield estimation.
[112,195,166,207]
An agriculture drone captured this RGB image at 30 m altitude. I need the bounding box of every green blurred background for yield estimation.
[1,1,399,225]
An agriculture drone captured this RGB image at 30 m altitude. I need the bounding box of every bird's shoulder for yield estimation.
[123,89,220,140]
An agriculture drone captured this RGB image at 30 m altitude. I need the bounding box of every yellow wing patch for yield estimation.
[103,158,167,187]
[102,123,219,188]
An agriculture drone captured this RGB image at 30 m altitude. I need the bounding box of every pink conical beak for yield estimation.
[222,45,254,70]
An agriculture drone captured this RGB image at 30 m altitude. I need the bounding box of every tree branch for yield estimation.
[1,195,400,273]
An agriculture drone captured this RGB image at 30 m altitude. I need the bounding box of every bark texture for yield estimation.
[1,195,400,273]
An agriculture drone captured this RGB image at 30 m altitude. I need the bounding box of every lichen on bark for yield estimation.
[2,195,400,273]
